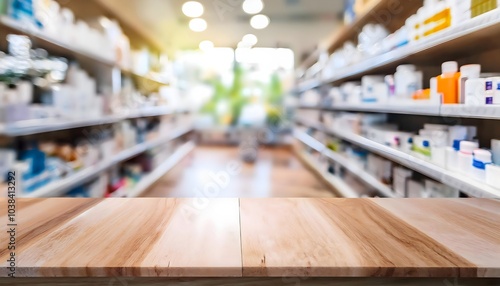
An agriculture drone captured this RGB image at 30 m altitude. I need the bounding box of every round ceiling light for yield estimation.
[199,40,214,51]
[242,0,264,15]
[182,1,204,18]
[189,18,207,32]
[250,14,269,29]
[242,34,258,46]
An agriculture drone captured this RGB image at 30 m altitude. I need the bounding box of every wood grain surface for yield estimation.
[0,198,242,277]
[0,198,499,278]
[239,198,500,278]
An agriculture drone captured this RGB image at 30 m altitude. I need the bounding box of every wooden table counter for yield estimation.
[1,198,500,284]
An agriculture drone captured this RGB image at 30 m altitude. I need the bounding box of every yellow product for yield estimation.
[423,8,451,37]
[471,0,497,17]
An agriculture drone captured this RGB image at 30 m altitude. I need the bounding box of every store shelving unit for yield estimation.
[297,103,442,116]
[0,15,169,85]
[127,140,195,198]
[295,129,396,198]
[292,2,500,198]
[297,104,500,120]
[296,118,500,198]
[294,148,359,198]
[295,8,500,90]
[21,125,193,198]
[0,6,190,198]
[0,107,186,137]
[0,15,115,66]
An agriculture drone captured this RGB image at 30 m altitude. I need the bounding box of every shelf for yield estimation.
[121,69,170,86]
[298,103,441,116]
[440,105,500,120]
[21,125,193,198]
[127,141,196,198]
[296,8,500,91]
[294,148,359,198]
[0,106,183,137]
[326,0,422,54]
[298,104,500,120]
[0,16,169,85]
[296,119,500,198]
[292,79,322,93]
[294,130,396,198]
[0,15,115,66]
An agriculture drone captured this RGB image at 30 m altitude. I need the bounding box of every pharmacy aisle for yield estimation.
[143,146,334,198]
[1,0,500,285]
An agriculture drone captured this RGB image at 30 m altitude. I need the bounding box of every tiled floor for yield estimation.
[143,146,334,198]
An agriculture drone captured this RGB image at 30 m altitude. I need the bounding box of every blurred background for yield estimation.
[1,0,500,199]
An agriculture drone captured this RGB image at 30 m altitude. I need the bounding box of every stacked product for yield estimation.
[309,0,500,83]
[326,61,500,106]
[320,112,500,190]
[0,116,168,195]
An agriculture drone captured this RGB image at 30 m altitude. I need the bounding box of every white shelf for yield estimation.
[0,16,170,85]
[298,104,500,120]
[440,105,500,120]
[0,16,115,66]
[21,126,193,198]
[298,103,441,116]
[295,148,359,198]
[296,119,500,198]
[293,79,322,93]
[294,130,396,198]
[127,141,196,198]
[0,106,183,136]
[296,9,500,90]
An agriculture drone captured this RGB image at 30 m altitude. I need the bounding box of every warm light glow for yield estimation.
[182,1,204,18]
[189,18,207,32]
[242,34,258,46]
[250,14,270,29]
[199,40,214,51]
[242,0,264,15]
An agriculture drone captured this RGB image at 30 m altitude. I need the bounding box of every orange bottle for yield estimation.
[437,61,461,104]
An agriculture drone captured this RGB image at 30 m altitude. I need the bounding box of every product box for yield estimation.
[393,167,413,197]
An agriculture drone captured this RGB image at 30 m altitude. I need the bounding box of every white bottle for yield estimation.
[472,149,492,182]
[446,140,461,172]
[459,65,481,104]
[457,141,479,175]
[465,78,487,105]
[394,65,422,99]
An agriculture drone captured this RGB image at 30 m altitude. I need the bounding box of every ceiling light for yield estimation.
[182,1,204,18]
[242,34,258,46]
[242,0,264,15]
[250,14,269,29]
[189,18,207,32]
[199,40,214,51]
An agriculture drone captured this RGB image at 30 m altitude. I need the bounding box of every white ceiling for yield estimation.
[98,0,344,60]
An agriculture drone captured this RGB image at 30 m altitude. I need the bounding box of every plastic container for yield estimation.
[459,65,481,104]
[472,149,492,181]
[361,75,385,103]
[484,77,500,105]
[458,141,479,175]
[486,164,500,189]
[485,77,500,105]
[446,140,461,172]
[394,65,422,98]
[465,78,486,105]
[438,61,461,104]
[492,139,500,165]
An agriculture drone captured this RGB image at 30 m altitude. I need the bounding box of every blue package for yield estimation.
[8,0,34,20]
